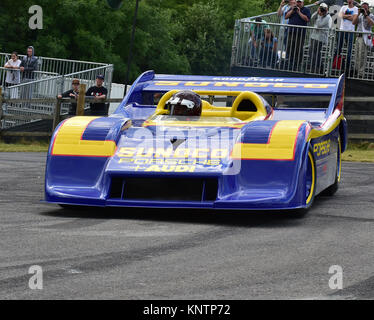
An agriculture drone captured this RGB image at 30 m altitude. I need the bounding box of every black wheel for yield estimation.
[321,137,341,196]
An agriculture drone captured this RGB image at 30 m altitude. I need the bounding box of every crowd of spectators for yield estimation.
[248,0,374,75]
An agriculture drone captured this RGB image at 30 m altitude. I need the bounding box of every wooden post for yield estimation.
[77,83,86,116]
[52,97,62,131]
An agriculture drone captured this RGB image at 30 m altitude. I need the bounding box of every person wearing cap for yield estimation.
[352,2,374,73]
[309,3,332,72]
[57,79,80,115]
[285,0,311,69]
[249,17,270,61]
[85,75,108,116]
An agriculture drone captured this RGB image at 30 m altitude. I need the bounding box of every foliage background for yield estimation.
[0,0,288,83]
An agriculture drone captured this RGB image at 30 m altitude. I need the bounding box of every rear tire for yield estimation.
[321,137,341,197]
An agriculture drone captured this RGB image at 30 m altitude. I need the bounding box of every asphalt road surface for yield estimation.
[0,152,373,300]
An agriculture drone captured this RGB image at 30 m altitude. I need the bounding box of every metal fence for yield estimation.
[231,5,374,82]
[1,64,113,129]
[0,52,108,85]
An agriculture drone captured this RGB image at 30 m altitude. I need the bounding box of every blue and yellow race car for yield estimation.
[45,71,347,211]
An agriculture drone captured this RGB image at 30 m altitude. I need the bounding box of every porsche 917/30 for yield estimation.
[45,71,347,211]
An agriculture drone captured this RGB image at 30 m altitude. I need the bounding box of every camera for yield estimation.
[359,7,370,15]
[284,0,289,3]
[293,6,298,12]
[320,7,327,13]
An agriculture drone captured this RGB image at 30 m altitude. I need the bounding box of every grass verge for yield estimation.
[0,141,49,152]
[342,141,374,162]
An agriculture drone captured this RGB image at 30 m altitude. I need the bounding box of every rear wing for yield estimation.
[118,71,344,117]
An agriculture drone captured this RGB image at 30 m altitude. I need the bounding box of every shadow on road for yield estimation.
[39,203,312,229]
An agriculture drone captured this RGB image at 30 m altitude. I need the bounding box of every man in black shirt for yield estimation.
[58,79,80,115]
[86,74,108,116]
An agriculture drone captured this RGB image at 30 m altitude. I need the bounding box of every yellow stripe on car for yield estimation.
[231,120,305,160]
[51,117,117,157]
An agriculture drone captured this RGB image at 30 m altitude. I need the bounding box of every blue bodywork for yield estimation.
[45,71,347,210]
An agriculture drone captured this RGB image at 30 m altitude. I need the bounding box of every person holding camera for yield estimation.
[278,0,295,25]
[352,2,374,73]
[284,0,311,69]
[277,0,296,57]
[335,0,358,70]
[309,3,332,73]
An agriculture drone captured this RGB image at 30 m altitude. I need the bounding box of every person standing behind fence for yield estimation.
[4,52,21,87]
[285,0,311,70]
[57,79,80,115]
[19,46,38,108]
[277,0,296,58]
[352,2,374,74]
[335,0,358,71]
[86,75,108,116]
[20,46,38,81]
[309,3,332,73]
[249,17,269,62]
[259,27,279,67]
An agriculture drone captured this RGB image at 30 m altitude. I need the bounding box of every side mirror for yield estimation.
[106,0,123,9]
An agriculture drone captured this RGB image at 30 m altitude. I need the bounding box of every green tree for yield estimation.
[0,0,275,82]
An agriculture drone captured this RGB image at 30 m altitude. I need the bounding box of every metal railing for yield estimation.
[0,94,124,138]
[0,52,113,129]
[0,52,108,84]
[231,5,374,82]
[1,65,113,129]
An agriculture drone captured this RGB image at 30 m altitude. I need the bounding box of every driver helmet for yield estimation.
[166,90,202,116]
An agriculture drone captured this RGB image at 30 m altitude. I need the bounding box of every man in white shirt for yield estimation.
[335,0,358,70]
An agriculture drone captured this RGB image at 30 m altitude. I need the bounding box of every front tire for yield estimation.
[293,148,316,217]
[304,148,317,208]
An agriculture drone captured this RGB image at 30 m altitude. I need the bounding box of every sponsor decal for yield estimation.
[154,81,334,89]
[313,139,331,157]
[117,148,227,172]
